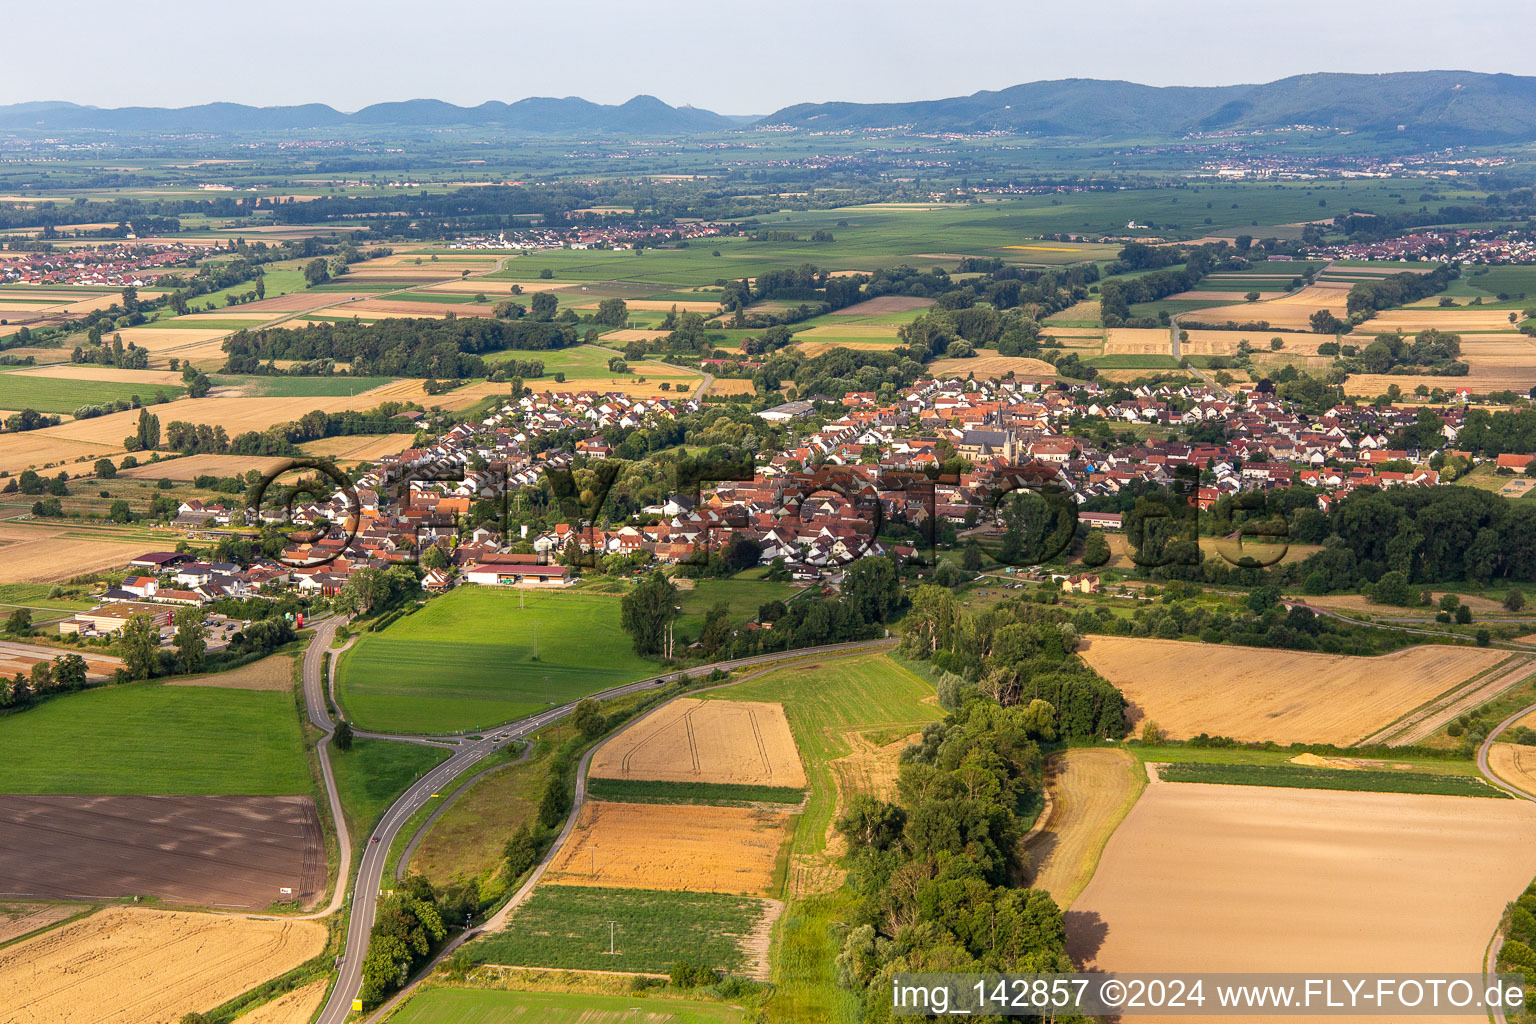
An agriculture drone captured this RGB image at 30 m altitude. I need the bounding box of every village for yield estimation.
[52,363,1523,634]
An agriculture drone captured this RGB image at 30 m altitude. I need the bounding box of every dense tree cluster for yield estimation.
[901,586,1127,738]
[223,317,576,377]
[1345,265,1455,315]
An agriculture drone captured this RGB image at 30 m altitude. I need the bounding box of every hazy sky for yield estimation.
[6,0,1534,114]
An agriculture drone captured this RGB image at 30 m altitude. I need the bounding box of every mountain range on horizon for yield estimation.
[5,71,1536,142]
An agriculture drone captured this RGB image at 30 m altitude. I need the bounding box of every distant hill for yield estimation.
[759,72,1536,142]
[6,72,1536,142]
[0,95,745,134]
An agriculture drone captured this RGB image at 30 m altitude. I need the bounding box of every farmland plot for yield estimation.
[1077,636,1505,745]
[590,697,807,788]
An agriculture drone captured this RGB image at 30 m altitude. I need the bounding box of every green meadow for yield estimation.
[0,684,312,795]
[335,587,657,733]
[0,371,184,413]
[390,987,742,1024]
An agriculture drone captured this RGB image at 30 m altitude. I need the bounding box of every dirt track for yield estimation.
[0,795,324,908]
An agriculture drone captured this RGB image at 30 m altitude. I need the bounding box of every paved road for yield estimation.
[1477,700,1536,1024]
[312,628,896,1023]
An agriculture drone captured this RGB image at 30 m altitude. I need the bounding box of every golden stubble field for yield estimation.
[1077,636,1506,745]
[591,698,807,787]
[1025,747,1141,908]
[0,907,326,1024]
[0,523,153,583]
[1069,783,1536,1019]
[543,801,791,896]
[929,352,1057,379]
[1194,282,1351,330]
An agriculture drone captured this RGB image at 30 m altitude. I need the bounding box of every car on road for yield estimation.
[370,836,379,844]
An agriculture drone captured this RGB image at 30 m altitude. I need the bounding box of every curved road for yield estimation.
[310,631,897,1022]
[1477,701,1536,1024]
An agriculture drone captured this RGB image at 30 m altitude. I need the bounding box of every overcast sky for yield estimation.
[6,0,1534,114]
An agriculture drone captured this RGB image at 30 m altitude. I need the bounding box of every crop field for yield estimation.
[930,352,1057,378]
[214,374,397,397]
[163,653,296,691]
[544,800,792,896]
[237,979,329,1024]
[117,451,291,481]
[0,794,325,907]
[0,523,156,582]
[0,907,326,1024]
[0,639,120,682]
[0,904,82,945]
[586,777,806,805]
[336,587,656,733]
[1103,328,1171,355]
[1357,308,1524,334]
[1192,282,1351,330]
[1069,783,1536,975]
[0,684,312,795]
[1345,369,1536,396]
[591,698,807,788]
[1154,762,1505,797]
[1077,636,1506,745]
[0,370,185,412]
[474,884,766,974]
[1025,748,1142,908]
[707,653,938,896]
[297,432,417,461]
[389,988,743,1024]
[1488,742,1536,797]
[483,344,625,377]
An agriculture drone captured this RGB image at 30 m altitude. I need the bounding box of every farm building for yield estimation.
[462,563,572,587]
[60,602,173,635]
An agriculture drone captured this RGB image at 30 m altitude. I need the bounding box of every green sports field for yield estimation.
[335,587,658,733]
[0,371,185,413]
[0,684,312,794]
[389,987,742,1024]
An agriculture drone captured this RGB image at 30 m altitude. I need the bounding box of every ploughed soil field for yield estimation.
[0,794,324,908]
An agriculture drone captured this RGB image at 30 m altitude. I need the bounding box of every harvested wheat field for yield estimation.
[592,698,806,787]
[0,525,151,583]
[829,296,933,316]
[533,377,693,398]
[707,377,759,396]
[5,364,190,388]
[344,298,496,318]
[118,452,291,481]
[0,907,326,1024]
[1194,283,1350,330]
[1347,370,1536,396]
[797,324,900,341]
[1069,784,1536,1003]
[1025,748,1141,908]
[794,339,901,357]
[1178,329,1330,356]
[235,979,329,1024]
[577,299,719,312]
[0,904,82,945]
[601,328,671,343]
[113,326,236,355]
[356,377,510,409]
[544,801,790,895]
[165,654,296,692]
[930,353,1057,379]
[1076,636,1505,745]
[1303,591,1510,616]
[0,641,120,682]
[1168,289,1283,303]
[1103,328,1171,355]
[297,432,416,461]
[1488,743,1536,798]
[1357,309,1523,334]
[1045,299,1101,323]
